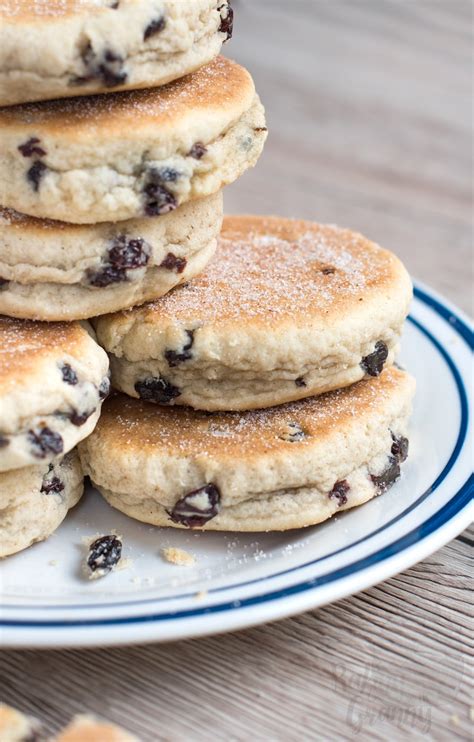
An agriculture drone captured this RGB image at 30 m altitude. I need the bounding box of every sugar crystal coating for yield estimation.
[100,369,410,458]
[1,57,250,131]
[129,220,395,327]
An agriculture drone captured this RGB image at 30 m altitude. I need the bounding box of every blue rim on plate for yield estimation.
[1,284,472,629]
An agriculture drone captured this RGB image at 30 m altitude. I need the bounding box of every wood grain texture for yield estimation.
[0,528,472,740]
[0,2,472,740]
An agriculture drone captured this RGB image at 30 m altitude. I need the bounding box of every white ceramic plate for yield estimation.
[0,282,472,648]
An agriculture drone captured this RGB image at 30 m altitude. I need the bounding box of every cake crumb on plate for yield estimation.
[161,547,196,567]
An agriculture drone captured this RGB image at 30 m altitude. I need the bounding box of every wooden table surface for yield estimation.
[1,2,472,739]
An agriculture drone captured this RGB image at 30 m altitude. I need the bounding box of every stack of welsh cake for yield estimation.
[0,0,267,557]
[0,1,414,564]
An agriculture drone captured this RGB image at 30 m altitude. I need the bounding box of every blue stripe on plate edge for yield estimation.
[2,477,472,628]
[1,284,472,627]
[5,307,468,613]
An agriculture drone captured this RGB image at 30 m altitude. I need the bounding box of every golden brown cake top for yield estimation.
[0,57,254,140]
[102,215,411,333]
[0,0,120,22]
[0,206,85,232]
[97,368,414,458]
[0,316,89,391]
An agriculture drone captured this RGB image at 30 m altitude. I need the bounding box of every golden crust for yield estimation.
[0,316,90,392]
[0,206,87,233]
[0,57,254,140]
[0,0,109,23]
[95,367,413,459]
[101,215,412,335]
